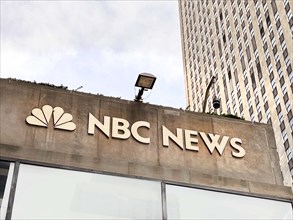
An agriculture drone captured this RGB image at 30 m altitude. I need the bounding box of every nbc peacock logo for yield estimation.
[26,105,76,131]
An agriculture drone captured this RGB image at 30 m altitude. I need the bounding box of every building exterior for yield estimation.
[0,78,292,219]
[179,0,293,186]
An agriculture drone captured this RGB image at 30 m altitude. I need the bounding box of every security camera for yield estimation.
[213,97,220,109]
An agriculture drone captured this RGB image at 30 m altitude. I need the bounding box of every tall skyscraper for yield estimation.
[179,0,293,186]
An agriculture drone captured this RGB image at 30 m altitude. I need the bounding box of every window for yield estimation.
[234,69,239,83]
[273,87,278,97]
[283,48,288,59]
[228,69,232,80]
[264,101,269,111]
[228,31,232,40]
[276,19,281,29]
[271,0,277,14]
[0,161,10,206]
[237,90,241,99]
[284,92,289,103]
[269,72,274,81]
[260,25,265,37]
[241,56,246,71]
[165,183,292,219]
[269,31,274,40]
[236,30,240,38]
[289,17,293,28]
[280,121,285,132]
[261,86,266,97]
[276,60,281,70]
[279,33,284,43]
[266,57,271,66]
[258,112,263,121]
[244,32,248,42]
[256,61,261,72]
[277,103,281,114]
[266,13,271,26]
[11,164,162,219]
[249,106,253,115]
[284,139,290,150]
[247,91,251,100]
[240,103,243,112]
[285,3,290,13]
[249,22,253,31]
[273,45,277,55]
[239,43,242,52]
[256,8,260,17]
[251,72,256,85]
[0,161,14,219]
[252,36,257,51]
[280,76,285,86]
[263,41,268,51]
[267,117,272,124]
[287,64,292,75]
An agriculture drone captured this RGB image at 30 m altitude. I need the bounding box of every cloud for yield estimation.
[1,1,185,108]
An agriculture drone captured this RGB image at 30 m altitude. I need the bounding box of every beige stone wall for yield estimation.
[0,78,292,199]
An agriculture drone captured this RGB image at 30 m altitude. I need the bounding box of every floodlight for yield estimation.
[135,73,156,101]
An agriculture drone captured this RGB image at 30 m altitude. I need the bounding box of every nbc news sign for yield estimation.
[26,105,246,158]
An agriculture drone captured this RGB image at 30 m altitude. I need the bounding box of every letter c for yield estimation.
[131,121,150,144]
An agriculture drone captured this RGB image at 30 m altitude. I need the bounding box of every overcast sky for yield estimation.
[1,1,185,109]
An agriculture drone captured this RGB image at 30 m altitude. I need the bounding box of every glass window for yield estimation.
[279,33,284,43]
[260,25,265,37]
[287,64,292,75]
[0,161,14,219]
[249,22,253,31]
[264,101,269,111]
[269,31,274,40]
[12,164,162,219]
[271,0,277,14]
[261,86,266,95]
[280,76,285,86]
[263,42,268,51]
[277,103,281,114]
[284,139,290,150]
[284,92,289,103]
[276,19,281,29]
[256,8,260,17]
[252,36,257,51]
[266,57,271,66]
[266,14,271,26]
[283,48,288,59]
[273,45,277,55]
[249,106,253,115]
[258,112,263,121]
[241,56,246,71]
[273,87,278,97]
[166,185,293,219]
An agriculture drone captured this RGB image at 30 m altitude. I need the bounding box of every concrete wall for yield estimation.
[0,78,292,199]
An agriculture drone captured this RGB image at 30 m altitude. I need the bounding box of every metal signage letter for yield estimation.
[131,121,150,144]
[88,113,110,137]
[162,126,184,150]
[199,132,229,155]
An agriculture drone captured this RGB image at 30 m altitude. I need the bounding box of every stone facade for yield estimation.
[0,78,292,199]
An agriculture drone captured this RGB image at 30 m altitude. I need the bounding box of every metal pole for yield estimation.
[135,87,144,101]
[202,76,216,113]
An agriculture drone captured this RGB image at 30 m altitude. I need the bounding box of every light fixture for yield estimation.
[134,73,156,102]
[202,76,220,112]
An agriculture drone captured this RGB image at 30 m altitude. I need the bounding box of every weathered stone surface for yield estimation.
[190,171,250,193]
[128,163,190,184]
[248,181,293,200]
